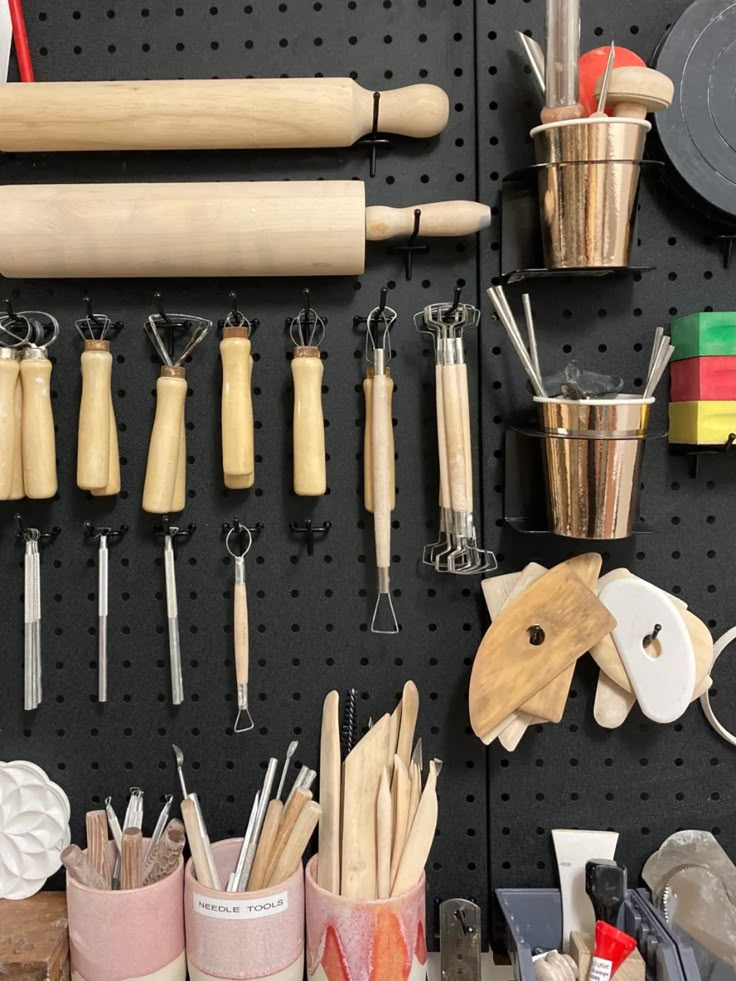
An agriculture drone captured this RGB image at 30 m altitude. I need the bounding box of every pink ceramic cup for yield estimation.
[66,841,186,981]
[305,856,427,981]
[184,838,305,981]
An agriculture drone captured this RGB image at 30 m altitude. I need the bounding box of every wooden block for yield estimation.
[670,356,736,402]
[671,313,736,361]
[570,930,644,981]
[668,400,736,446]
[0,892,70,980]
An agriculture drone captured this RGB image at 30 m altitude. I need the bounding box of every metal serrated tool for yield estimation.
[440,899,481,981]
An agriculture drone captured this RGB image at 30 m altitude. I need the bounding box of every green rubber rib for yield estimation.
[671,313,736,360]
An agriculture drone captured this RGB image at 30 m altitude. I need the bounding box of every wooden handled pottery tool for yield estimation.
[392,758,441,896]
[0,78,449,151]
[121,828,143,890]
[0,182,492,279]
[470,562,616,742]
[226,522,255,734]
[0,310,33,501]
[17,311,59,500]
[75,302,121,496]
[173,744,220,890]
[318,692,341,893]
[142,306,211,514]
[289,296,327,497]
[365,303,399,635]
[595,65,674,119]
[220,297,255,490]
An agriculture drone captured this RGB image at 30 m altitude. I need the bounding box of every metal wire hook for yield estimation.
[365,299,397,366]
[225,524,253,560]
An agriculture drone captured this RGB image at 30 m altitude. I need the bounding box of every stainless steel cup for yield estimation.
[535,396,653,540]
[530,118,650,269]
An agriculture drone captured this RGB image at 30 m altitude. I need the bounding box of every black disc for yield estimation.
[654,0,736,224]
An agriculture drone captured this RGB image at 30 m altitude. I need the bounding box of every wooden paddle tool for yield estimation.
[289,295,327,497]
[0,182,491,279]
[75,302,121,496]
[470,561,616,743]
[142,305,211,514]
[0,78,449,151]
[0,309,32,501]
[19,311,59,500]
[220,297,255,491]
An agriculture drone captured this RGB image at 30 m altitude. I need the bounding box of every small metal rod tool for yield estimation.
[228,791,260,892]
[276,740,299,800]
[84,522,128,703]
[236,757,278,891]
[154,518,195,706]
[15,515,59,710]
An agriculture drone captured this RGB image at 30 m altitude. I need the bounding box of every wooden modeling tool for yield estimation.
[75,306,120,496]
[264,787,312,887]
[390,756,410,890]
[121,828,143,890]
[594,671,637,729]
[0,182,492,279]
[247,799,283,892]
[366,303,400,634]
[289,298,327,496]
[61,844,106,889]
[143,819,186,885]
[142,308,210,514]
[220,301,255,490]
[85,810,111,888]
[392,758,440,897]
[0,79,449,151]
[595,66,674,119]
[318,691,341,893]
[268,800,321,887]
[19,311,59,500]
[470,563,616,742]
[376,768,392,899]
[226,523,255,733]
[396,680,419,769]
[408,759,422,828]
[341,713,390,899]
[173,744,220,891]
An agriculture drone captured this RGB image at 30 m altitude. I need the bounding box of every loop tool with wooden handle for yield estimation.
[0,309,33,502]
[0,182,491,279]
[415,293,496,576]
[221,295,255,490]
[365,300,399,634]
[289,293,327,497]
[225,521,256,734]
[0,78,449,152]
[75,301,122,496]
[18,310,59,500]
[142,307,211,514]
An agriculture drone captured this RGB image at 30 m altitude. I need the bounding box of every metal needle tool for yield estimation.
[145,794,174,863]
[226,522,254,733]
[365,302,399,634]
[591,41,616,117]
[237,757,278,891]
[172,744,220,890]
[22,530,37,711]
[276,740,299,800]
[229,790,260,892]
[164,527,183,706]
[84,523,127,703]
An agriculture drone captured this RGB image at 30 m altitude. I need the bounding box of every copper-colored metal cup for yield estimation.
[530,118,650,269]
[536,396,653,540]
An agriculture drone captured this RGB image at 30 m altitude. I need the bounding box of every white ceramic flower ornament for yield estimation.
[0,760,71,900]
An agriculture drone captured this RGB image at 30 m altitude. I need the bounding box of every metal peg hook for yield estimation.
[289,519,331,557]
[643,623,662,648]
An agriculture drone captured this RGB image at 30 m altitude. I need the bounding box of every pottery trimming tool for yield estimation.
[18,310,60,500]
[75,301,121,496]
[289,294,327,497]
[276,740,299,801]
[142,306,211,514]
[415,296,495,575]
[220,294,255,490]
[365,302,399,634]
[144,794,174,865]
[84,522,128,704]
[226,522,255,733]
[516,31,546,99]
[172,744,220,890]
[0,309,33,501]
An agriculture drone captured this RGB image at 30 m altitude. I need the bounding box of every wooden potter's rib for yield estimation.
[318,691,341,894]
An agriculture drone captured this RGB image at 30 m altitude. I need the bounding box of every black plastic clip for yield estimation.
[355,91,390,178]
[289,519,331,556]
[389,208,429,281]
[153,515,195,557]
[217,290,259,337]
[222,517,263,545]
[713,233,736,270]
[285,288,328,333]
[14,513,60,546]
[84,522,128,544]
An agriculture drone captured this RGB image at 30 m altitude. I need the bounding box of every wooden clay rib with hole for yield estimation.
[0,182,491,279]
[0,79,450,151]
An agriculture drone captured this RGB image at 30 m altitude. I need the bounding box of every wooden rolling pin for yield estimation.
[221,325,254,488]
[20,349,57,499]
[0,79,450,152]
[77,340,120,494]
[0,350,20,499]
[0,182,491,279]
[292,346,326,497]
[142,368,186,514]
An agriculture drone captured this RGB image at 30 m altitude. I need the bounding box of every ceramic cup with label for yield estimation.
[184,838,305,981]
[305,855,428,981]
[66,841,186,981]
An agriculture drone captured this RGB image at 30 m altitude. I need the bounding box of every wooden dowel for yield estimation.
[121,828,143,890]
[267,800,321,887]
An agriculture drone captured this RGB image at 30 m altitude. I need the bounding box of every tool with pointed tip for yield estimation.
[75,304,121,495]
[144,794,174,865]
[595,65,674,119]
[392,758,441,896]
[229,791,260,892]
[289,297,327,496]
[276,740,299,801]
[226,522,255,733]
[590,41,616,118]
[18,311,59,500]
[318,692,341,893]
[516,31,546,98]
[237,757,278,891]
[221,298,255,490]
[142,308,211,514]
[0,311,33,501]
[172,744,220,890]
[365,303,399,634]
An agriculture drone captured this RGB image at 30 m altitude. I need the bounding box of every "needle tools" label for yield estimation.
[192,891,289,920]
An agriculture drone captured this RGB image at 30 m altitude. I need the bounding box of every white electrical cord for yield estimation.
[700,625,736,746]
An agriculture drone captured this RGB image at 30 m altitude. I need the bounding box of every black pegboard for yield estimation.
[477,0,736,944]
[0,0,487,941]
